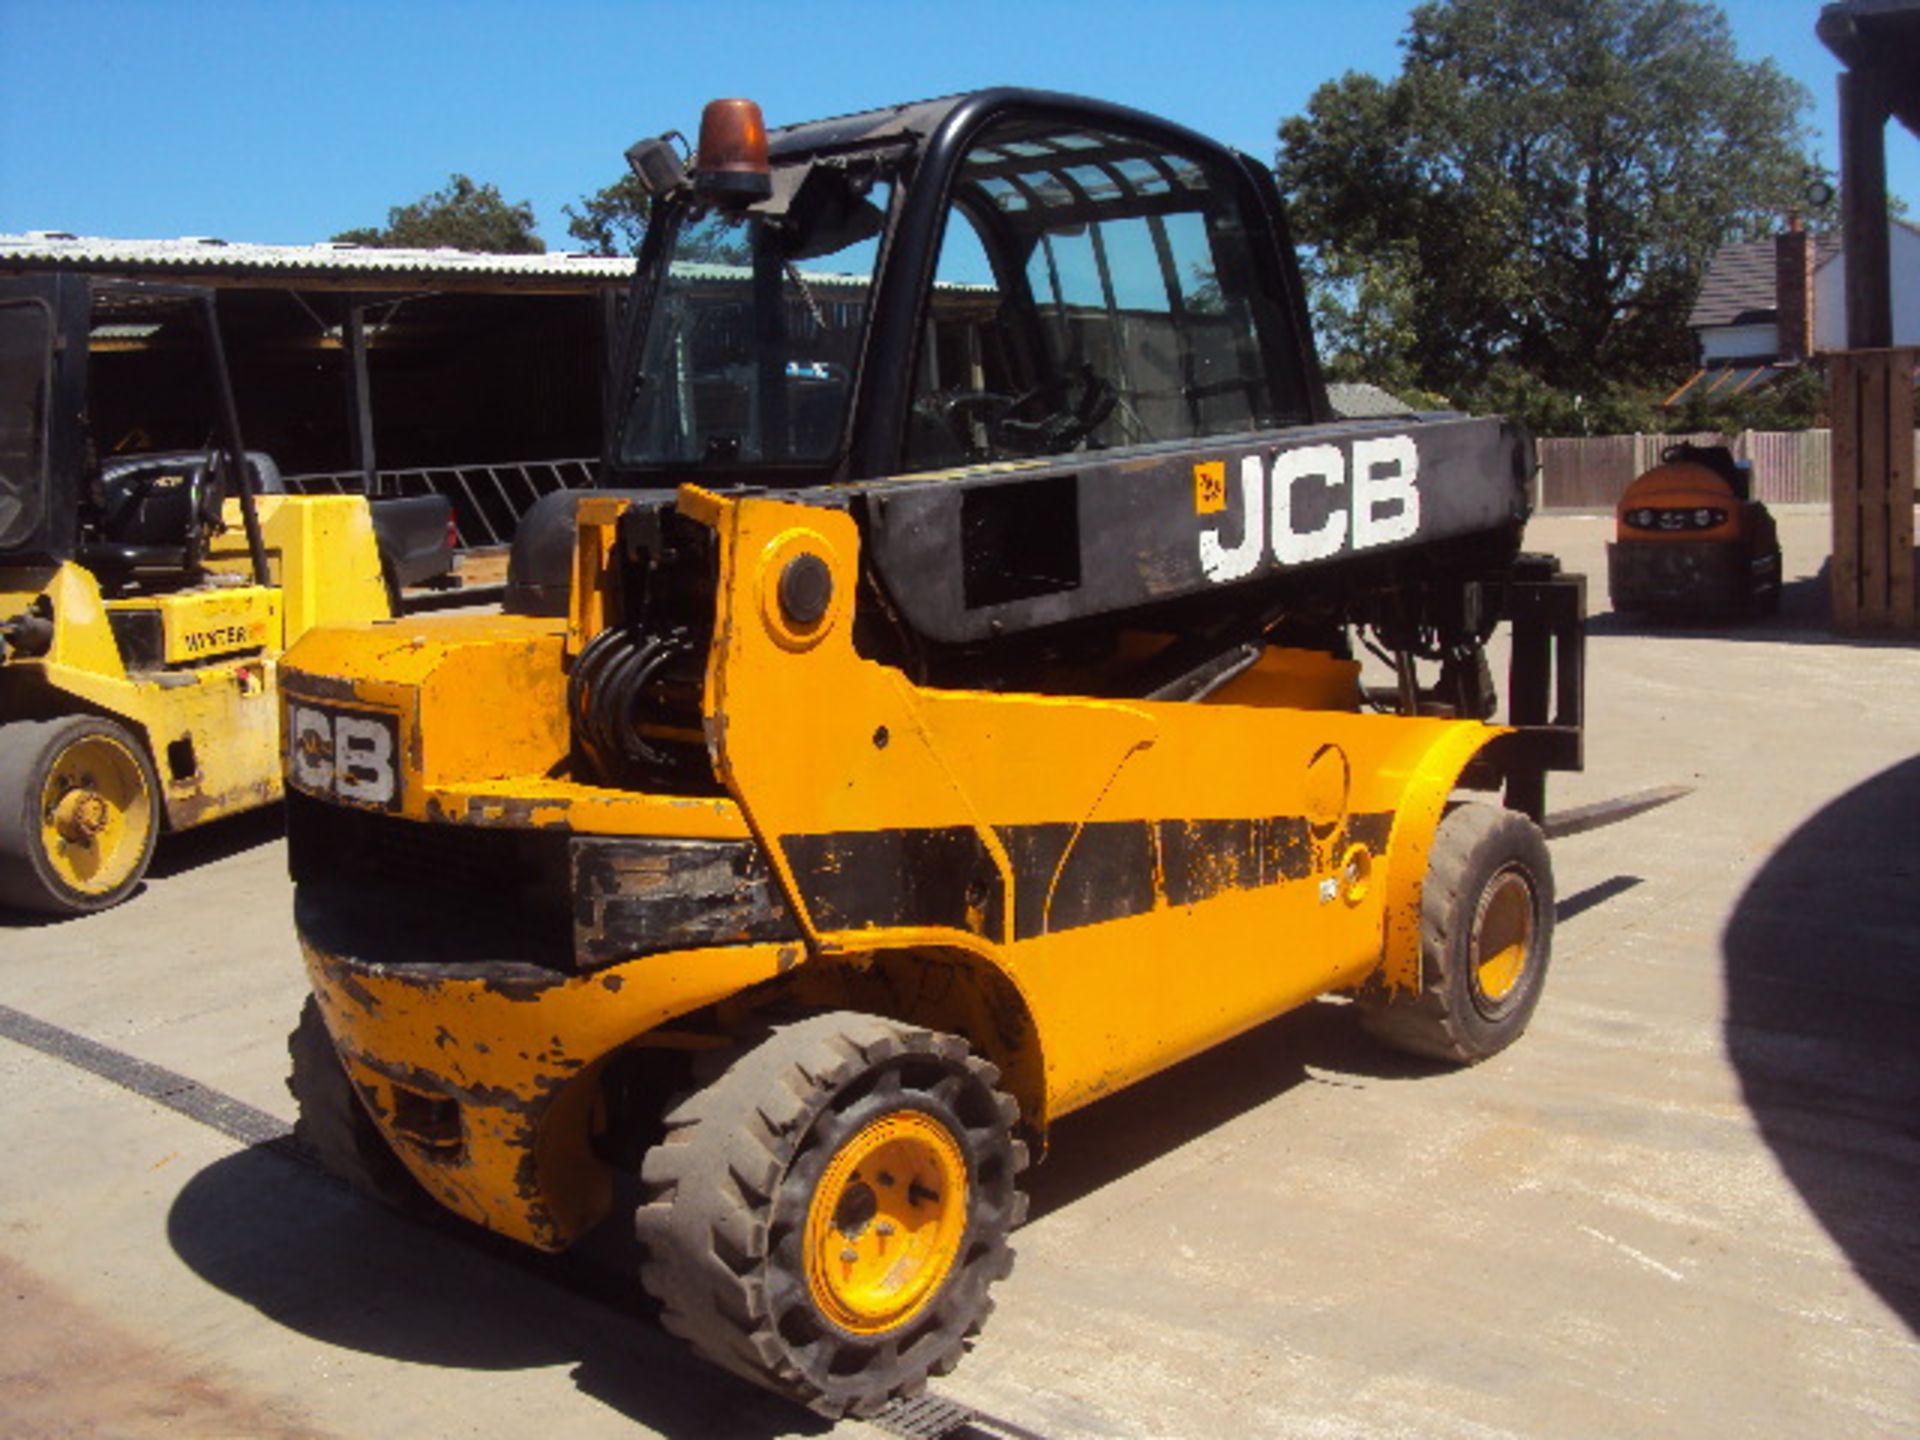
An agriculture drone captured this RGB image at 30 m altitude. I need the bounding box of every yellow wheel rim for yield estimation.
[38,733,153,897]
[1472,867,1535,1007]
[804,1111,968,1335]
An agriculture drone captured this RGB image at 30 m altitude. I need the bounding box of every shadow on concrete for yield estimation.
[1025,1000,1442,1223]
[1723,753,1920,1332]
[1556,874,1644,923]
[1021,865,1655,1222]
[1589,560,1919,649]
[147,804,286,881]
[165,1145,824,1439]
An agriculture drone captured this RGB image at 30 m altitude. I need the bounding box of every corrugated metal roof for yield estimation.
[1689,234,1842,330]
[0,231,892,295]
[0,231,637,284]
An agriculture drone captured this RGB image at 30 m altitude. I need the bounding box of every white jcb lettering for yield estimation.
[289,706,334,793]
[1270,444,1347,565]
[1198,455,1267,583]
[1351,434,1420,548]
[288,703,397,806]
[334,715,397,805]
[1196,434,1422,582]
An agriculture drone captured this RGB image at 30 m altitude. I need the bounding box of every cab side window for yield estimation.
[904,119,1303,471]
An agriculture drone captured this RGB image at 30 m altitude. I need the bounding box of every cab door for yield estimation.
[0,275,86,566]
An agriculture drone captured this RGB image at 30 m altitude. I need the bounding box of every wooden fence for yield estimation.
[1829,349,1917,632]
[1535,429,1868,509]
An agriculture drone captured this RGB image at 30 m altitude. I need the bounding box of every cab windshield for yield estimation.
[616,171,892,471]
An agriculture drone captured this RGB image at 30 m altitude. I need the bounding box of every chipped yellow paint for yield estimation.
[301,934,794,1248]
[283,485,1509,1248]
[281,616,754,837]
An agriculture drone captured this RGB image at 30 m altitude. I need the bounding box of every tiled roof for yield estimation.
[1689,233,1843,330]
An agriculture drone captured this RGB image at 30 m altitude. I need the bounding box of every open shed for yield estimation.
[0,233,633,545]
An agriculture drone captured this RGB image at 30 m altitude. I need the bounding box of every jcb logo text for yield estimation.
[1198,435,1420,583]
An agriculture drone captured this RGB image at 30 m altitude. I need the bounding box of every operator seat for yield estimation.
[78,450,276,592]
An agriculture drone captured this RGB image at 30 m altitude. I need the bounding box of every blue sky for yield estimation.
[0,0,1910,248]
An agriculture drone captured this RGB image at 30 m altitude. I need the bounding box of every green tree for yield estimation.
[1277,0,1814,425]
[564,173,652,255]
[334,173,545,253]
[563,171,751,265]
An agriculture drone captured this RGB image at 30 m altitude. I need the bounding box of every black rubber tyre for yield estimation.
[1757,543,1784,617]
[1359,802,1555,1064]
[635,1011,1026,1418]
[286,997,431,1213]
[0,715,161,916]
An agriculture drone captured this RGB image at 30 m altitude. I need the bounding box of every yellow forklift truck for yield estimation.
[282,91,1592,1416]
[0,275,395,914]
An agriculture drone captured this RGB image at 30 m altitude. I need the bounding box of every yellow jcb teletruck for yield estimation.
[282,91,1589,1417]
[0,276,393,914]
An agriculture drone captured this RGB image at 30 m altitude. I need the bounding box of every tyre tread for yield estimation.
[1359,803,1554,1064]
[634,1010,1024,1417]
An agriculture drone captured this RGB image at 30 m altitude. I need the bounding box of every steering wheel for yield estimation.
[934,389,1021,458]
[935,365,1117,460]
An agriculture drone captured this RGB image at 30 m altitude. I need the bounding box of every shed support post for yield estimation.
[343,296,379,496]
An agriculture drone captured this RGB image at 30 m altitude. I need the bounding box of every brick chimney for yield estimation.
[1775,221,1815,360]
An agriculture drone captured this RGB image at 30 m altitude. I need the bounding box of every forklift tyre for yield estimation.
[0,715,161,916]
[287,998,432,1215]
[1358,802,1555,1064]
[635,1011,1026,1418]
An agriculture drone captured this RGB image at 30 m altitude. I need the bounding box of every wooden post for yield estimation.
[1893,361,1918,626]
[1832,353,1861,629]
[1838,69,1894,351]
[1829,347,1917,632]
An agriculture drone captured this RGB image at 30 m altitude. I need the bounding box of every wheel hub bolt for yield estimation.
[53,790,109,843]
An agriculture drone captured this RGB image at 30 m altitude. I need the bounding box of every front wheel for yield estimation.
[635,1012,1026,1418]
[1358,802,1555,1064]
[0,716,161,916]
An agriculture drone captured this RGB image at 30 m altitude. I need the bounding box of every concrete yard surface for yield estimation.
[1,509,1916,1438]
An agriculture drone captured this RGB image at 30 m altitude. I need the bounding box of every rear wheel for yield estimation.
[1756,542,1784,617]
[635,1012,1026,1418]
[0,716,161,916]
[1359,802,1555,1063]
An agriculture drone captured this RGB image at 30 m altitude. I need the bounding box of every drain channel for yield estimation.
[0,1001,295,1151]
